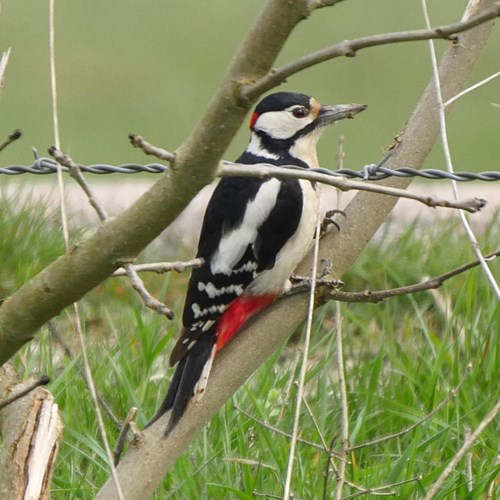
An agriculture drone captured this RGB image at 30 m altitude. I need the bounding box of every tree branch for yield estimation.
[292,249,500,304]
[111,259,204,276]
[220,162,487,213]
[242,2,500,99]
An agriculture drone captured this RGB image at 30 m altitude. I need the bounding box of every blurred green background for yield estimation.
[0,0,498,173]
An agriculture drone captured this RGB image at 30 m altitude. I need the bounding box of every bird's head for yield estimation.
[246,92,367,167]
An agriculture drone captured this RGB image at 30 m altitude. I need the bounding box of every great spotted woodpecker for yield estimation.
[150,92,366,432]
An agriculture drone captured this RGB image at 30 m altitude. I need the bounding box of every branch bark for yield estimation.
[96,0,498,498]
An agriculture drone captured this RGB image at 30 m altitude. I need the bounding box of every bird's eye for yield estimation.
[291,106,308,118]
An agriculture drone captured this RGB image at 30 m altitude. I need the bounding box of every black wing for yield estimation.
[169,174,303,366]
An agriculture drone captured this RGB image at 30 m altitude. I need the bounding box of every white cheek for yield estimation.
[255,111,314,139]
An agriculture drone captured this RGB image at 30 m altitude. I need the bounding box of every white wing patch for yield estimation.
[210,178,281,275]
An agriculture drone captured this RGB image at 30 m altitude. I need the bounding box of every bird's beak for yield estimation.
[317,103,367,126]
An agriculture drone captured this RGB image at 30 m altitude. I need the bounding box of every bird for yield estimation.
[149,91,366,433]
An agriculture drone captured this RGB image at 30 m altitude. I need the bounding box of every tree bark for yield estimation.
[0,364,63,499]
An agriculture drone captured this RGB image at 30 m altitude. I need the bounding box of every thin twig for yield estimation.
[423,398,500,499]
[48,4,123,495]
[422,0,500,301]
[342,476,423,499]
[112,259,204,277]
[49,146,108,221]
[334,297,348,499]
[0,47,11,96]
[444,70,500,107]
[241,3,500,98]
[347,379,465,452]
[234,404,328,453]
[123,263,174,319]
[48,321,122,429]
[277,348,302,423]
[220,162,487,214]
[314,249,500,304]
[322,435,338,500]
[283,218,321,499]
[113,407,139,466]
[0,129,22,153]
[129,133,176,163]
[48,146,175,319]
[0,376,50,411]
[302,397,337,456]
[308,0,345,11]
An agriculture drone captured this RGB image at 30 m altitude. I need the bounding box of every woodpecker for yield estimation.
[150,92,366,432]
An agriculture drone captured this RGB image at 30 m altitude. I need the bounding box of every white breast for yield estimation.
[248,180,319,295]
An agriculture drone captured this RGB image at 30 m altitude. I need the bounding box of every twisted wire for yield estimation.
[0,156,499,181]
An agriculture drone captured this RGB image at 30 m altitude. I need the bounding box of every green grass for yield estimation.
[2,192,499,498]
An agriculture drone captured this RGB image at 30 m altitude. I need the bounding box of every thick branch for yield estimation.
[96,1,497,497]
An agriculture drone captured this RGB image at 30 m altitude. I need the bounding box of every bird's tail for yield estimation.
[146,332,216,435]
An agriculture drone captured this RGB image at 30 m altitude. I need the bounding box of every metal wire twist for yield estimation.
[0,157,499,181]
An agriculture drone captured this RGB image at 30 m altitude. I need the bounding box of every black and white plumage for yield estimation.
[149,92,366,432]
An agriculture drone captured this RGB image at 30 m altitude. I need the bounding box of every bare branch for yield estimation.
[308,0,345,9]
[242,2,500,98]
[342,476,423,499]
[220,162,488,213]
[0,129,22,154]
[113,407,139,466]
[129,133,176,163]
[0,48,11,96]
[444,69,500,107]
[48,147,175,319]
[48,320,122,429]
[317,249,500,303]
[0,376,50,411]
[49,146,108,221]
[348,379,465,452]
[237,404,330,453]
[112,259,204,277]
[423,397,500,500]
[123,263,174,319]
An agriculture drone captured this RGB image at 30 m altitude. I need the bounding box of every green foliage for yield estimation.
[5,197,499,498]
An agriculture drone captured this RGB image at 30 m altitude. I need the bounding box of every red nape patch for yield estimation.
[249,112,259,130]
[215,294,277,352]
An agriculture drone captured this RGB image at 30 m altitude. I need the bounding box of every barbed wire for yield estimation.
[0,156,498,181]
